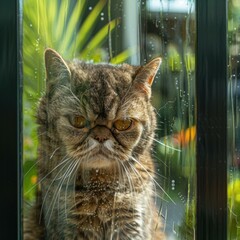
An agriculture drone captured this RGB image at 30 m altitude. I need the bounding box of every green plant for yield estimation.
[23,0,119,96]
[228,177,240,239]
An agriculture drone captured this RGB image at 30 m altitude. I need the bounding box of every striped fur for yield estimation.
[24,49,164,240]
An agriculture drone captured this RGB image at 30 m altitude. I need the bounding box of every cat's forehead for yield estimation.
[70,61,135,83]
[69,61,137,120]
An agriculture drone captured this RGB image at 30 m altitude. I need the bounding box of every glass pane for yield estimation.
[23,0,196,239]
[228,0,240,239]
[146,1,196,239]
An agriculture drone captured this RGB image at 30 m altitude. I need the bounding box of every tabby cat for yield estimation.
[24,48,164,240]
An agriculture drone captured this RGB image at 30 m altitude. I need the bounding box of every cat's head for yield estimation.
[38,48,161,169]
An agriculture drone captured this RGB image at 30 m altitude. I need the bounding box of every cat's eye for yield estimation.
[113,119,133,131]
[71,116,87,129]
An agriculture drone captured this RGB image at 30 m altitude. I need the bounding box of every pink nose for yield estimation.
[92,126,111,143]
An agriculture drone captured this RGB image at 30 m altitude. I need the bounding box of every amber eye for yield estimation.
[114,119,133,131]
[71,116,87,129]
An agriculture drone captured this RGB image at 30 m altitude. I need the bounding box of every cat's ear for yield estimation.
[133,57,162,98]
[44,48,71,91]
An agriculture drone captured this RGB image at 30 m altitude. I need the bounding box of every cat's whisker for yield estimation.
[50,147,60,159]
[63,159,80,220]
[149,136,182,152]
[128,161,146,192]
[136,138,169,169]
[121,162,133,191]
[45,159,78,226]
[154,128,165,132]
[118,161,136,207]
[71,158,82,210]
[127,160,155,211]
[127,163,149,210]
[24,160,39,178]
[25,155,71,195]
[24,141,58,178]
[130,156,176,205]
[46,150,83,221]
[39,157,73,222]
[114,158,124,191]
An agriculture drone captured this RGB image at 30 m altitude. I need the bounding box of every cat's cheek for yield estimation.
[56,121,89,147]
[114,124,143,150]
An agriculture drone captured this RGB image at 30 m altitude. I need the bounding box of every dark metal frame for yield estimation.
[0,0,21,239]
[196,0,227,239]
[0,0,228,239]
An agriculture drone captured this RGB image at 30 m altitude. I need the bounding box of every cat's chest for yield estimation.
[68,189,147,236]
[73,189,135,221]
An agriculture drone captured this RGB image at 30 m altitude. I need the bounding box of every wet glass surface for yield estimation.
[23,0,196,239]
[145,1,196,239]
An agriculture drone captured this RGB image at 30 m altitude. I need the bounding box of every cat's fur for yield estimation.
[24,49,164,240]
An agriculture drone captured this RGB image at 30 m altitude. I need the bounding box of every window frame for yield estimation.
[0,0,21,239]
[196,0,227,239]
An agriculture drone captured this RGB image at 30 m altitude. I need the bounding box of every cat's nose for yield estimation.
[92,126,111,143]
[94,135,108,143]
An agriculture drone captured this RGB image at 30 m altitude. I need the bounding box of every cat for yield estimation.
[24,48,164,240]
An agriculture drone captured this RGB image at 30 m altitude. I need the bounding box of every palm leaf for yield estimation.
[55,0,69,43]
[75,0,107,52]
[110,47,137,64]
[59,0,86,57]
[81,18,120,59]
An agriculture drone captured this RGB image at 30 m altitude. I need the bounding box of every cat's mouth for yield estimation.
[88,138,114,153]
[80,138,116,168]
[91,145,114,159]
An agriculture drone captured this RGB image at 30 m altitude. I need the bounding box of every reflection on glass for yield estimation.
[228,0,240,239]
[23,0,196,239]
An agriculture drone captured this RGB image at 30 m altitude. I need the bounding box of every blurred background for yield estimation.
[22,0,240,239]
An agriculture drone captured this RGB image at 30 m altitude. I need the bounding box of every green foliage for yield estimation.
[23,0,120,95]
[24,160,37,201]
[228,176,240,239]
[178,200,195,239]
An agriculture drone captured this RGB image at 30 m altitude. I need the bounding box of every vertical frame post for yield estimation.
[0,0,21,238]
[196,0,227,239]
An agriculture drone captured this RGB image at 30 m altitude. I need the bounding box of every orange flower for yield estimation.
[31,175,38,185]
[174,126,196,146]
